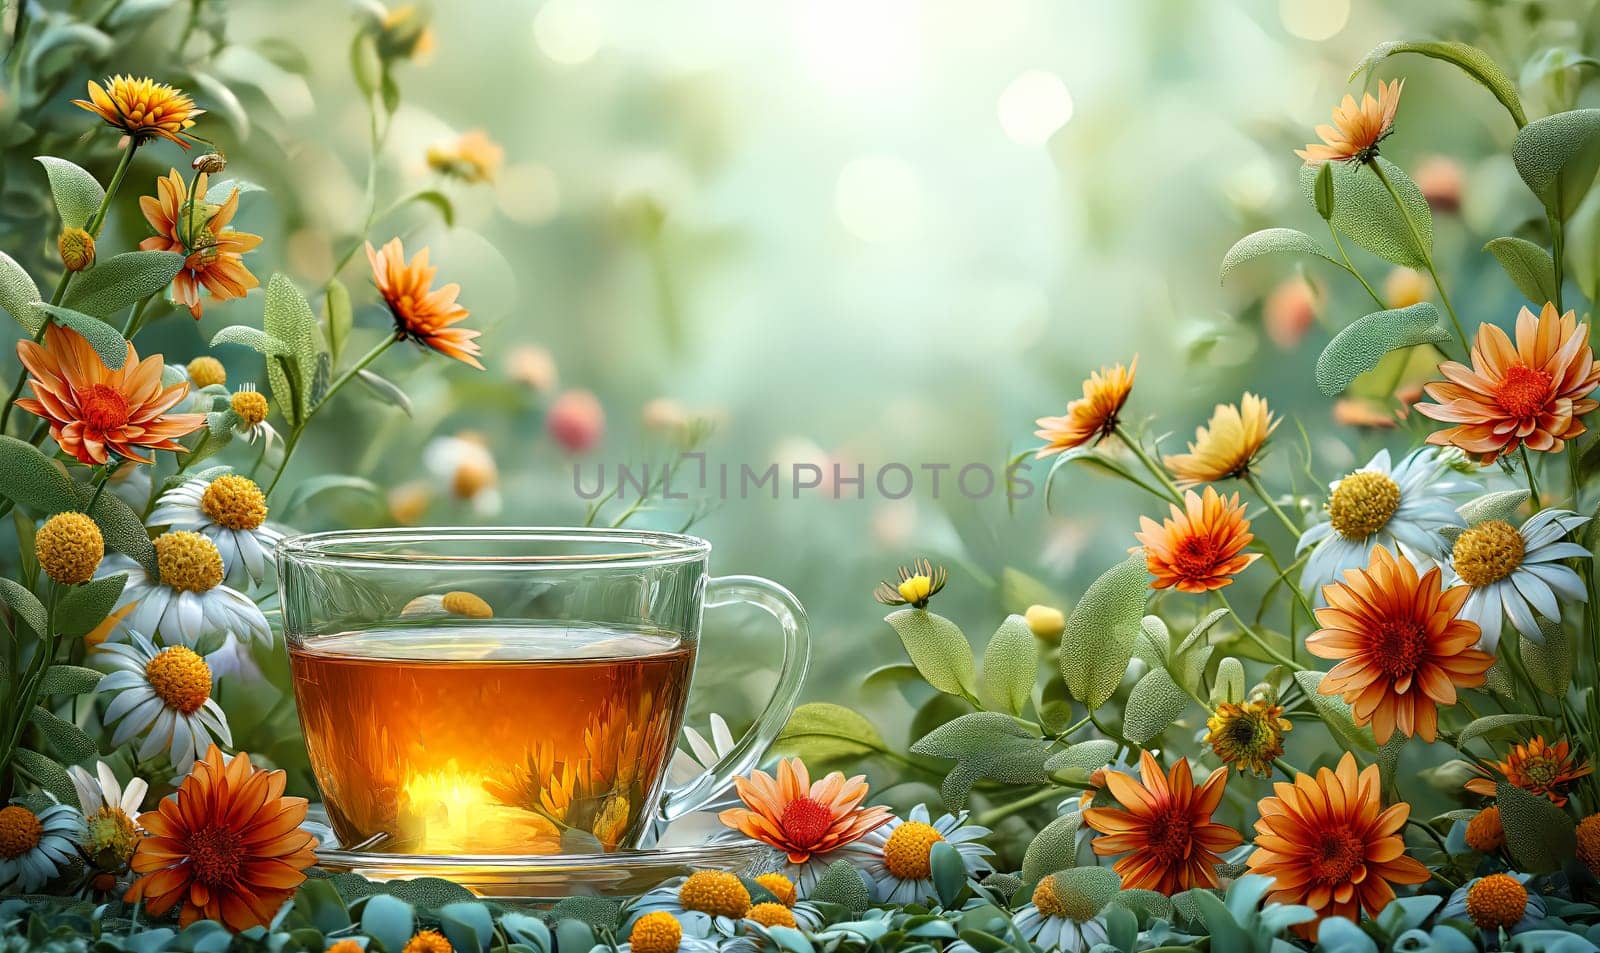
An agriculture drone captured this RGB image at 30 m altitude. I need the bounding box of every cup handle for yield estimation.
[656,574,810,823]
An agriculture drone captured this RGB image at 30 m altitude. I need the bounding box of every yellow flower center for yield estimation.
[83,806,139,867]
[898,575,933,605]
[441,591,493,619]
[1453,520,1526,588]
[1327,471,1401,540]
[35,511,103,585]
[400,929,454,953]
[883,821,944,880]
[754,872,798,907]
[144,646,212,714]
[154,531,224,593]
[747,903,797,929]
[1466,874,1528,931]
[628,912,682,953]
[186,356,226,389]
[231,390,269,427]
[678,870,751,918]
[1031,874,1101,922]
[200,474,268,531]
[0,806,42,858]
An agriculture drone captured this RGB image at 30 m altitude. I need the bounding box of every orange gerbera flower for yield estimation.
[1081,750,1241,895]
[1134,485,1259,593]
[72,75,202,148]
[1415,303,1600,463]
[367,238,483,369]
[1307,546,1493,745]
[125,746,317,932]
[1163,392,1279,486]
[1246,752,1429,939]
[717,757,892,864]
[1034,357,1137,456]
[1465,736,1592,807]
[139,170,262,318]
[15,324,205,466]
[1296,79,1403,164]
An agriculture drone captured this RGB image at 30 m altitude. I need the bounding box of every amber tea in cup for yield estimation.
[278,529,809,856]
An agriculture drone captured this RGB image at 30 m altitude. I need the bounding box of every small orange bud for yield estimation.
[58,228,95,272]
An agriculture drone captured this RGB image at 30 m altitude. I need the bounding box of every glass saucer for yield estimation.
[308,807,778,901]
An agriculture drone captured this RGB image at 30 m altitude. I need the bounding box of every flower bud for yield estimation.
[57,227,95,272]
[547,389,605,454]
[191,152,227,174]
[1025,604,1065,642]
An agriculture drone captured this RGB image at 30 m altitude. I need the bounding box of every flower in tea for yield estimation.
[95,633,233,774]
[98,531,271,663]
[1010,874,1111,953]
[149,474,285,588]
[401,590,495,619]
[857,804,994,905]
[68,761,148,870]
[0,801,83,893]
[1446,509,1590,652]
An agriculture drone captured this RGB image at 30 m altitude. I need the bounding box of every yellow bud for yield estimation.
[36,512,103,585]
[58,228,95,272]
[898,575,933,605]
[1025,604,1065,642]
[186,356,226,389]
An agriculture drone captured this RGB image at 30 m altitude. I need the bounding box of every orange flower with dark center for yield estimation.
[15,324,205,465]
[1246,752,1429,939]
[1081,750,1241,895]
[1034,357,1137,456]
[125,746,317,931]
[1134,485,1259,593]
[1307,546,1492,745]
[718,757,892,863]
[1465,736,1592,807]
[367,238,483,369]
[140,170,262,318]
[1296,80,1403,164]
[72,75,202,148]
[1416,303,1600,462]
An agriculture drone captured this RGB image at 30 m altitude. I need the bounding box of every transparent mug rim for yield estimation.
[276,526,712,571]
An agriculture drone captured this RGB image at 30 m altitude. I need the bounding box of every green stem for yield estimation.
[1520,447,1541,505]
[1217,590,1303,670]
[1113,425,1183,503]
[264,336,396,499]
[120,294,157,339]
[1243,472,1300,537]
[1366,159,1469,353]
[1550,212,1565,314]
[1327,223,1386,310]
[976,785,1066,826]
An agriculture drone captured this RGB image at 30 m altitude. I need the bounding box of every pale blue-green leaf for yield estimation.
[887,608,977,697]
[979,614,1037,716]
[1315,302,1450,397]
[1123,668,1190,745]
[1513,109,1600,218]
[1299,158,1431,268]
[210,325,291,355]
[1210,657,1245,706]
[356,369,413,417]
[1219,228,1338,284]
[0,436,79,515]
[282,474,381,517]
[1294,670,1376,752]
[774,702,889,760]
[0,252,42,332]
[1498,782,1575,872]
[60,250,183,318]
[263,274,321,424]
[1485,237,1559,307]
[32,304,128,369]
[1350,40,1526,128]
[1059,554,1149,710]
[36,156,104,229]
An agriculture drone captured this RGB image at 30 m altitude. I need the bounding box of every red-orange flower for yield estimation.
[1246,753,1429,939]
[125,746,317,932]
[1134,486,1259,593]
[1081,750,1241,895]
[15,324,205,465]
[1465,736,1592,807]
[718,757,892,864]
[1416,303,1600,462]
[1296,80,1403,164]
[1034,357,1137,456]
[367,238,482,369]
[139,170,262,318]
[1307,546,1492,745]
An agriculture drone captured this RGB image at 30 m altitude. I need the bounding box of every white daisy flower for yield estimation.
[626,871,763,939]
[857,804,994,905]
[0,800,83,892]
[1297,447,1476,599]
[1448,508,1590,652]
[228,384,279,451]
[424,433,501,516]
[96,631,233,775]
[68,761,147,871]
[148,473,286,588]
[1439,873,1545,944]
[99,530,271,652]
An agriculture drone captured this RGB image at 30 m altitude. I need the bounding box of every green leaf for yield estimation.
[1314,162,1335,220]
[1218,228,1338,284]
[0,252,43,332]
[83,483,158,577]
[1298,158,1432,268]
[31,304,128,370]
[38,665,102,696]
[1522,620,1571,696]
[0,579,47,639]
[1210,657,1245,706]
[1042,738,1118,778]
[810,860,871,913]
[351,31,383,97]
[1458,713,1554,747]
[192,72,249,138]
[210,324,291,355]
[11,748,75,804]
[1314,302,1451,397]
[774,702,889,761]
[1457,489,1530,527]
[263,273,322,426]
[1485,237,1560,307]
[886,608,977,698]
[1513,109,1600,219]
[437,901,495,953]
[1498,782,1576,873]
[979,614,1036,716]
[324,278,352,365]
[930,841,967,907]
[1350,40,1526,128]
[0,436,80,514]
[54,574,123,638]
[1019,813,1081,889]
[1042,868,1118,918]
[357,894,415,953]
[910,711,1051,807]
[997,567,1065,618]
[1123,668,1190,745]
[356,369,414,417]
[1293,670,1376,752]
[35,156,104,230]
[28,706,96,762]
[282,474,382,517]
[60,250,183,318]
[407,189,455,226]
[1059,554,1148,710]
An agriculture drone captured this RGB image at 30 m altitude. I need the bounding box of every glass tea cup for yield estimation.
[276,527,808,856]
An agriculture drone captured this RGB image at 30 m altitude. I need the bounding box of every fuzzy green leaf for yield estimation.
[60,250,183,318]
[1210,657,1245,706]
[28,706,97,762]
[324,278,353,365]
[811,859,872,913]
[547,897,619,931]
[1315,302,1450,397]
[11,748,75,804]
[1457,489,1530,527]
[911,711,1051,808]
[1219,228,1338,284]
[355,370,414,417]
[357,894,416,953]
[1498,782,1576,872]
[31,304,129,369]
[887,608,977,698]
[282,474,382,517]
[1059,554,1149,710]
[1351,40,1526,128]
[1123,668,1190,745]
[263,273,322,426]
[1314,163,1335,219]
[774,702,888,762]
[1458,713,1555,746]
[1019,813,1082,889]
[1514,108,1600,219]
[1043,738,1118,778]
[1521,620,1571,696]
[1294,670,1376,752]
[930,841,967,907]
[1043,868,1119,918]
[210,324,291,355]
[979,614,1037,716]
[36,156,104,229]
[1298,158,1431,268]
[1485,237,1560,307]
[54,574,123,638]
[0,579,47,639]
[83,482,158,577]
[39,665,102,696]
[0,436,80,515]
[0,252,43,332]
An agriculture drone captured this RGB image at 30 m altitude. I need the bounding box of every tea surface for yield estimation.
[289,623,694,855]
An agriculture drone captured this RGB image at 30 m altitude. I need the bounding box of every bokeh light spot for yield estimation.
[997,70,1074,146]
[1279,0,1349,41]
[835,156,923,243]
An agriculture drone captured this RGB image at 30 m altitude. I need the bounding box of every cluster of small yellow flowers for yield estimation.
[628,911,681,953]
[153,531,224,593]
[144,646,212,715]
[186,356,227,388]
[199,474,268,531]
[231,388,269,427]
[754,872,797,907]
[0,806,42,859]
[882,821,944,880]
[677,870,751,919]
[35,512,104,585]
[746,903,796,929]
